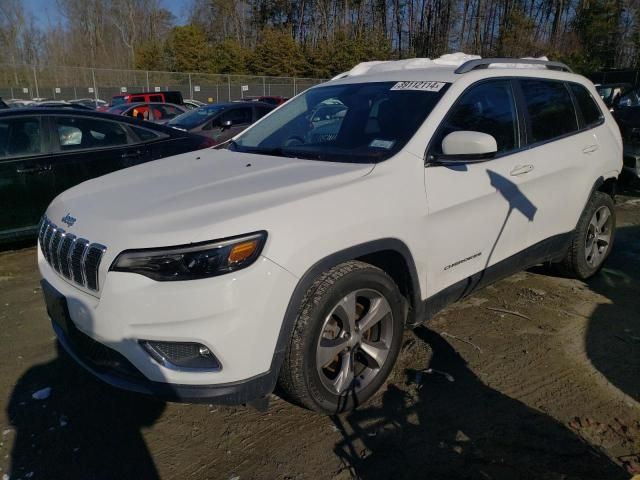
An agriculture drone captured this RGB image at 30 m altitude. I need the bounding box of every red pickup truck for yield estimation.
[98,91,184,111]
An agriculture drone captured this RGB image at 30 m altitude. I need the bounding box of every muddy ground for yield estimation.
[0,187,639,480]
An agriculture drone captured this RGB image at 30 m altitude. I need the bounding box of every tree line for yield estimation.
[1,0,638,78]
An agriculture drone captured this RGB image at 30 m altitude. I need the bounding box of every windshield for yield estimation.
[230,81,448,163]
[111,96,126,106]
[107,105,131,114]
[168,105,227,129]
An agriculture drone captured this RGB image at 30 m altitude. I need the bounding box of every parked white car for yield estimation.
[38,57,622,414]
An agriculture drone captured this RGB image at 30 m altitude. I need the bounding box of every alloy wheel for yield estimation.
[585,205,613,268]
[315,289,394,395]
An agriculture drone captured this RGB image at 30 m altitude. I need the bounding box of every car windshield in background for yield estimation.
[107,105,130,115]
[111,96,126,106]
[230,81,448,163]
[168,105,227,129]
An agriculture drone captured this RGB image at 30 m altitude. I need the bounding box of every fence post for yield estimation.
[91,68,98,106]
[33,65,39,98]
[263,76,266,96]
[293,77,297,96]
[146,71,150,91]
[227,75,231,101]
[188,73,193,99]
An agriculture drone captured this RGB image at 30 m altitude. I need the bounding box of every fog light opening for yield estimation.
[140,340,221,370]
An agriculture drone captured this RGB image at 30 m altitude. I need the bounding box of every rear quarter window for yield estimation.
[520,79,578,144]
[569,84,603,127]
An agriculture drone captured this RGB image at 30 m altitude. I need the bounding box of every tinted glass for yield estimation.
[0,117,42,158]
[152,104,182,120]
[222,108,252,125]
[432,80,517,154]
[617,89,640,108]
[256,106,273,119]
[232,81,447,163]
[130,126,160,141]
[126,105,150,120]
[55,117,129,151]
[168,105,227,129]
[149,95,163,102]
[570,84,603,126]
[521,80,578,143]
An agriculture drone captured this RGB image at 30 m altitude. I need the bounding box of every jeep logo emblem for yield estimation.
[61,213,77,227]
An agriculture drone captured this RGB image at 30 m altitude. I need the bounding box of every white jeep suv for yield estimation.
[38,57,622,414]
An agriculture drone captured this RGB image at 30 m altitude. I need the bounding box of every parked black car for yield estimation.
[595,82,633,109]
[35,101,94,110]
[167,101,274,145]
[0,109,215,243]
[612,106,640,179]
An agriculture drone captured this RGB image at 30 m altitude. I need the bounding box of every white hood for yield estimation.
[46,148,374,256]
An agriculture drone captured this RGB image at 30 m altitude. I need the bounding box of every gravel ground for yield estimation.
[0,187,639,480]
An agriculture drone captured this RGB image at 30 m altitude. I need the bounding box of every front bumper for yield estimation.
[39,246,298,403]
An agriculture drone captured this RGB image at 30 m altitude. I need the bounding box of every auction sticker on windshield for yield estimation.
[390,81,447,92]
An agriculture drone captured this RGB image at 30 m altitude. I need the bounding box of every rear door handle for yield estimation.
[16,164,51,174]
[582,144,599,154]
[510,164,534,176]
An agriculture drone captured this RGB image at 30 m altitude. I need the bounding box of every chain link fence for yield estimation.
[0,64,326,103]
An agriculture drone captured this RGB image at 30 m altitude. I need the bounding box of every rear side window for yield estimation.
[0,117,42,158]
[152,104,182,120]
[431,79,518,154]
[570,84,603,127]
[521,80,578,143]
[130,126,161,142]
[149,95,163,102]
[222,108,252,125]
[255,106,272,120]
[55,117,129,151]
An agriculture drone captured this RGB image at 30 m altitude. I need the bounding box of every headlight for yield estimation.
[110,232,267,281]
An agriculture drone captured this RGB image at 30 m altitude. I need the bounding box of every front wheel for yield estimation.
[556,191,615,280]
[278,261,404,414]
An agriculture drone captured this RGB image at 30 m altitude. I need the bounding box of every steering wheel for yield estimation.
[283,136,305,147]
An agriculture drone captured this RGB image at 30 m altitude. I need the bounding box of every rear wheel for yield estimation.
[278,261,404,414]
[556,191,615,280]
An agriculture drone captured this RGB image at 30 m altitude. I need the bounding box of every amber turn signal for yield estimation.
[228,240,259,263]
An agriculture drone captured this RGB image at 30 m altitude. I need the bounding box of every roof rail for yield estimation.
[455,58,572,74]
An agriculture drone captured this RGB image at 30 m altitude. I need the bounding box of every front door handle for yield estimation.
[510,164,534,176]
[16,164,51,174]
[582,144,599,154]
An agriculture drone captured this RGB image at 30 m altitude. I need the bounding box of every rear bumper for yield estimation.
[44,279,279,404]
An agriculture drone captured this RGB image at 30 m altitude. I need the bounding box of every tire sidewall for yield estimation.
[302,268,404,413]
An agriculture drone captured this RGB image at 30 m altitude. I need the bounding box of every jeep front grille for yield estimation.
[39,216,106,292]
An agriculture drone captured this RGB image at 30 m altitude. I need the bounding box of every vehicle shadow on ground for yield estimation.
[584,224,640,402]
[7,343,165,480]
[332,326,627,480]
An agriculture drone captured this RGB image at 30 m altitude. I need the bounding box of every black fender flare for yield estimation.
[267,238,423,381]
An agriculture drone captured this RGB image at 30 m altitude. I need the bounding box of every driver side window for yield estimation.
[431,80,518,155]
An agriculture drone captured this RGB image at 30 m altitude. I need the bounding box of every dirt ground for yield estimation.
[0,186,639,480]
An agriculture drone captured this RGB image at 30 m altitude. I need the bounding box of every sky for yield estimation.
[22,0,191,29]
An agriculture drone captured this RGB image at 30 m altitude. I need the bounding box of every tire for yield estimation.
[278,261,405,414]
[556,191,616,280]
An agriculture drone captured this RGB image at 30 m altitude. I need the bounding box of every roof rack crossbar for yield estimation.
[455,58,572,74]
